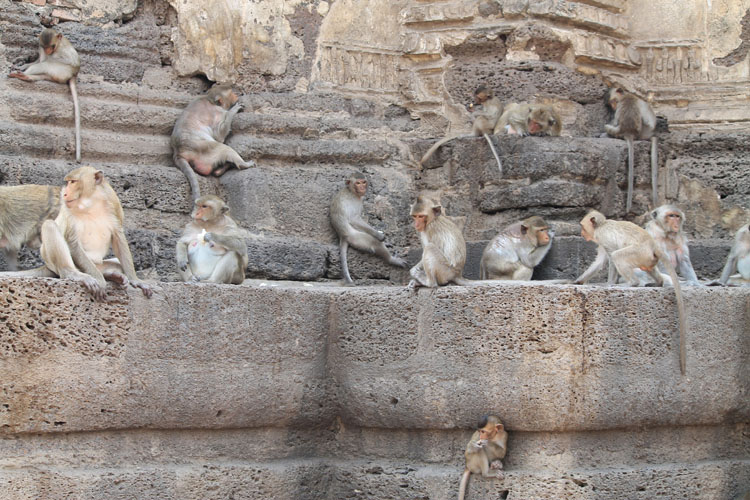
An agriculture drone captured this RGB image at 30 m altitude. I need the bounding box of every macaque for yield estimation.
[480,216,553,280]
[4,167,152,300]
[175,195,248,284]
[645,205,699,285]
[574,210,687,374]
[420,86,504,173]
[329,173,406,284]
[458,415,508,500]
[171,84,255,202]
[715,224,750,286]
[494,102,562,137]
[0,185,61,271]
[603,87,658,213]
[408,195,469,288]
[9,28,81,162]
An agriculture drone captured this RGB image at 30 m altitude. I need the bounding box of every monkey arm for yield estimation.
[215,104,242,142]
[718,251,738,285]
[175,237,190,272]
[575,247,608,284]
[205,231,247,255]
[677,253,700,284]
[111,228,139,281]
[65,228,105,284]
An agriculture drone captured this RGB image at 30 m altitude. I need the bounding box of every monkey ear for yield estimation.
[650,210,658,219]
[520,224,529,234]
[345,179,351,186]
[432,206,442,217]
[221,205,229,214]
[216,96,224,107]
[94,170,104,185]
[589,216,597,227]
[496,423,504,431]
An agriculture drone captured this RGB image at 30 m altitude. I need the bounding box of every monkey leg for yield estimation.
[611,245,657,286]
[511,266,533,281]
[205,252,244,284]
[211,143,255,173]
[100,259,128,287]
[409,262,432,287]
[372,240,406,268]
[20,61,73,84]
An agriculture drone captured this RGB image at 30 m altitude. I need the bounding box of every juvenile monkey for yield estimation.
[0,185,61,271]
[603,87,658,212]
[171,84,255,202]
[494,102,562,137]
[420,86,504,173]
[176,195,248,284]
[4,167,152,300]
[329,173,406,284]
[458,415,508,500]
[480,216,553,280]
[574,210,687,374]
[408,195,469,288]
[645,205,699,285]
[9,28,81,162]
[715,224,750,286]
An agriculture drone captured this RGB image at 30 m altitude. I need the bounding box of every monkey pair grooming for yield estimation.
[408,195,470,288]
[458,415,508,500]
[574,210,687,374]
[330,173,406,284]
[176,195,248,284]
[496,102,562,137]
[480,216,553,280]
[603,87,658,213]
[420,86,504,174]
[171,84,256,202]
[9,28,81,162]
[3,167,152,301]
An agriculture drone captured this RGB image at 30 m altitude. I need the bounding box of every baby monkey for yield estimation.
[495,102,562,137]
[458,415,508,500]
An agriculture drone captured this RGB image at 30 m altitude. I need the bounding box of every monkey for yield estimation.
[171,84,256,202]
[644,205,700,285]
[0,185,61,271]
[3,167,153,301]
[175,195,248,284]
[603,87,658,213]
[408,195,470,288]
[329,173,406,284]
[479,216,553,280]
[458,415,508,500]
[494,102,562,137]
[8,28,81,162]
[712,224,750,286]
[574,210,687,374]
[420,86,503,173]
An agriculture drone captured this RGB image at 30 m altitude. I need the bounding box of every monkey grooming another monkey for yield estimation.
[329,173,406,284]
[0,185,61,271]
[714,224,750,286]
[480,216,553,280]
[494,102,562,137]
[4,167,153,301]
[458,415,508,500]
[408,195,469,288]
[603,87,658,213]
[9,28,81,162]
[171,84,255,202]
[574,210,687,374]
[420,86,504,173]
[175,195,248,284]
[645,205,699,285]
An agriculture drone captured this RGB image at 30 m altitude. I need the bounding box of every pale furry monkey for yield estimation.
[494,102,562,136]
[0,185,61,271]
[408,195,469,288]
[4,167,153,301]
[171,84,255,202]
[458,415,508,500]
[574,210,687,374]
[480,216,553,280]
[645,205,699,285]
[603,87,658,212]
[176,195,248,284]
[9,28,81,162]
[715,224,750,286]
[420,86,504,173]
[329,173,406,284]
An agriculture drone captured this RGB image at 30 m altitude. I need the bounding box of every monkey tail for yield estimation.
[69,77,81,163]
[625,136,634,212]
[458,470,471,500]
[420,135,458,166]
[174,154,202,203]
[658,249,687,375]
[650,136,658,208]
[483,133,503,176]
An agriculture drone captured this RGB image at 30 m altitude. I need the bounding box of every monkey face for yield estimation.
[192,203,215,222]
[580,222,594,242]
[665,212,682,232]
[412,214,428,232]
[527,119,542,135]
[537,228,551,246]
[352,179,367,197]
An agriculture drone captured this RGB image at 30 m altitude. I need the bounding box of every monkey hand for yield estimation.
[229,103,243,114]
[8,72,29,81]
[131,279,153,298]
[80,275,107,302]
[177,259,189,272]
[376,230,386,242]
[189,275,202,283]
[204,232,215,244]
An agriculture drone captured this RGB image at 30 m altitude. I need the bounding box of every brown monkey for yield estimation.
[5,167,153,300]
[480,216,553,280]
[408,195,469,288]
[0,185,61,271]
[9,28,81,162]
[175,195,248,284]
[494,102,562,137]
[329,173,406,284]
[603,87,658,212]
[171,84,255,202]
[420,86,504,173]
[458,415,508,500]
[714,224,750,286]
[574,210,687,374]
[645,205,699,285]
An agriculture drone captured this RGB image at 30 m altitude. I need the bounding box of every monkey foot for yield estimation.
[8,72,29,81]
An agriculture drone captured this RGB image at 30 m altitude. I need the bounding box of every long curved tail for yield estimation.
[658,249,687,374]
[173,155,202,202]
[483,133,503,176]
[625,136,634,212]
[650,136,658,207]
[69,77,81,162]
[458,470,471,500]
[420,135,458,166]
